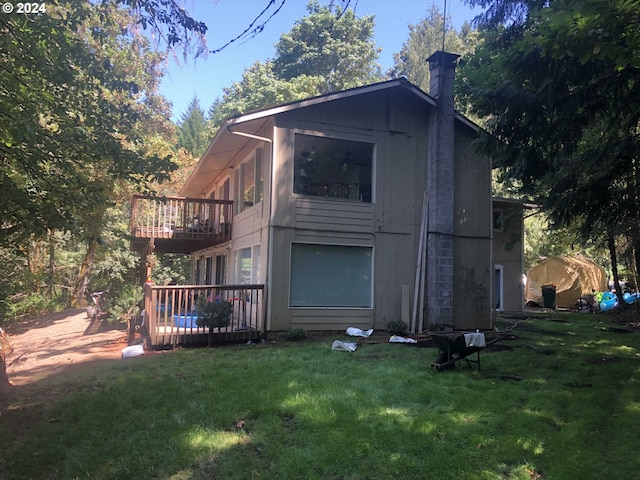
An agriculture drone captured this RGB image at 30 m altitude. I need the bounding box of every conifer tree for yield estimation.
[389,5,479,94]
[176,95,209,158]
[460,0,640,288]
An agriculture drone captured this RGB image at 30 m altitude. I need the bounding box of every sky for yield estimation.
[159,0,483,122]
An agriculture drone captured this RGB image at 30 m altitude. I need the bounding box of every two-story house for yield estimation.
[131,52,498,347]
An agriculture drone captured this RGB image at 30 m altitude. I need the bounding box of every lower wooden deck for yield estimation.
[143,283,265,348]
[150,327,262,347]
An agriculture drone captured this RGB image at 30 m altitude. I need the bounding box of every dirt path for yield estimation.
[4,309,129,387]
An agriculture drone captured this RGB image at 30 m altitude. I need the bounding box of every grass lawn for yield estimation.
[1,311,640,479]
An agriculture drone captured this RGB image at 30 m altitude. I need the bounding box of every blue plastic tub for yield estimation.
[173,314,199,328]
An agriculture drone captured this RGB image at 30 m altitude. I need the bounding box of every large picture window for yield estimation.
[290,243,373,308]
[293,134,373,202]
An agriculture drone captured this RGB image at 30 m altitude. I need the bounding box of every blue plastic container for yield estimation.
[173,314,199,328]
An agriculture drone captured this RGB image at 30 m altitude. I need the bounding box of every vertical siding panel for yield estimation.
[453,127,493,330]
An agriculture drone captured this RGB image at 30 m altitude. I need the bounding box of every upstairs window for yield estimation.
[293,134,373,203]
[234,149,264,215]
[493,209,504,231]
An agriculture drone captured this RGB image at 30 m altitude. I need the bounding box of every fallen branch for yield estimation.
[484,317,530,347]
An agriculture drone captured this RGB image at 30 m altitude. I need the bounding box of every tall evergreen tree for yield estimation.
[460,0,640,287]
[177,95,208,158]
[389,5,480,95]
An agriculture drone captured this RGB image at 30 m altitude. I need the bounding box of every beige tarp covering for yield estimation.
[525,255,607,308]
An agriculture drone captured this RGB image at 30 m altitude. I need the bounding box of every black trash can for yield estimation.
[541,284,557,308]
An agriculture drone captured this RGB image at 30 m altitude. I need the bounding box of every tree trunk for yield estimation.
[632,233,640,291]
[608,232,623,301]
[71,238,99,308]
[47,230,55,299]
[127,315,135,345]
[0,329,13,395]
[70,204,107,309]
[0,356,12,395]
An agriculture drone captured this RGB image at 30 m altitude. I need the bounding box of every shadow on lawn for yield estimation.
[3,312,640,479]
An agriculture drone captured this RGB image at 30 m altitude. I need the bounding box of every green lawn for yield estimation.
[1,312,639,479]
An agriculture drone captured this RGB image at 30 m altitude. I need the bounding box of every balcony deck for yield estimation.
[130,195,233,254]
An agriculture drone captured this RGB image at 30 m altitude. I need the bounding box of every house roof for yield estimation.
[180,77,480,197]
[493,197,538,210]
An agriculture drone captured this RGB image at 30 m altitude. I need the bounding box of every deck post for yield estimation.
[145,238,155,281]
[143,282,155,346]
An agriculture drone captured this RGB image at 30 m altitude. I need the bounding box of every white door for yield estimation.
[494,265,504,311]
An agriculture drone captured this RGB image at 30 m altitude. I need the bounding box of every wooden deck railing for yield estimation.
[130,195,233,242]
[143,283,265,347]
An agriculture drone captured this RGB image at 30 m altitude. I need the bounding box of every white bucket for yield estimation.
[121,344,144,359]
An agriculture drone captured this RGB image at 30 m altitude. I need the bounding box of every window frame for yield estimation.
[215,254,227,285]
[234,148,264,215]
[292,131,375,204]
[288,242,374,309]
[493,208,504,232]
[204,256,213,285]
[232,245,261,285]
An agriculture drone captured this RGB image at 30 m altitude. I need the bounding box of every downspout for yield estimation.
[226,124,274,336]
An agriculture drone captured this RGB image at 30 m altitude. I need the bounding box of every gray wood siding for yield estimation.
[373,232,415,329]
[294,198,373,233]
[371,116,426,330]
[232,205,267,248]
[454,129,492,238]
[287,309,373,331]
[266,88,492,332]
[279,96,389,132]
[496,255,524,312]
[453,238,493,330]
[453,126,493,330]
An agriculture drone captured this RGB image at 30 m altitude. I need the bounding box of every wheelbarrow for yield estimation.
[430,332,485,371]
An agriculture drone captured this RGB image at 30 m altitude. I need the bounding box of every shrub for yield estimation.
[195,298,233,346]
[109,284,142,324]
[285,327,307,341]
[385,320,408,336]
[2,293,59,322]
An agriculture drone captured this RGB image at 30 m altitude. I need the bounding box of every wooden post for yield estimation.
[417,205,428,333]
[143,282,155,347]
[401,285,410,328]
[412,190,428,333]
[145,238,155,281]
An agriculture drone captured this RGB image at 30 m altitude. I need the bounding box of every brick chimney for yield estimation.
[425,51,459,331]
